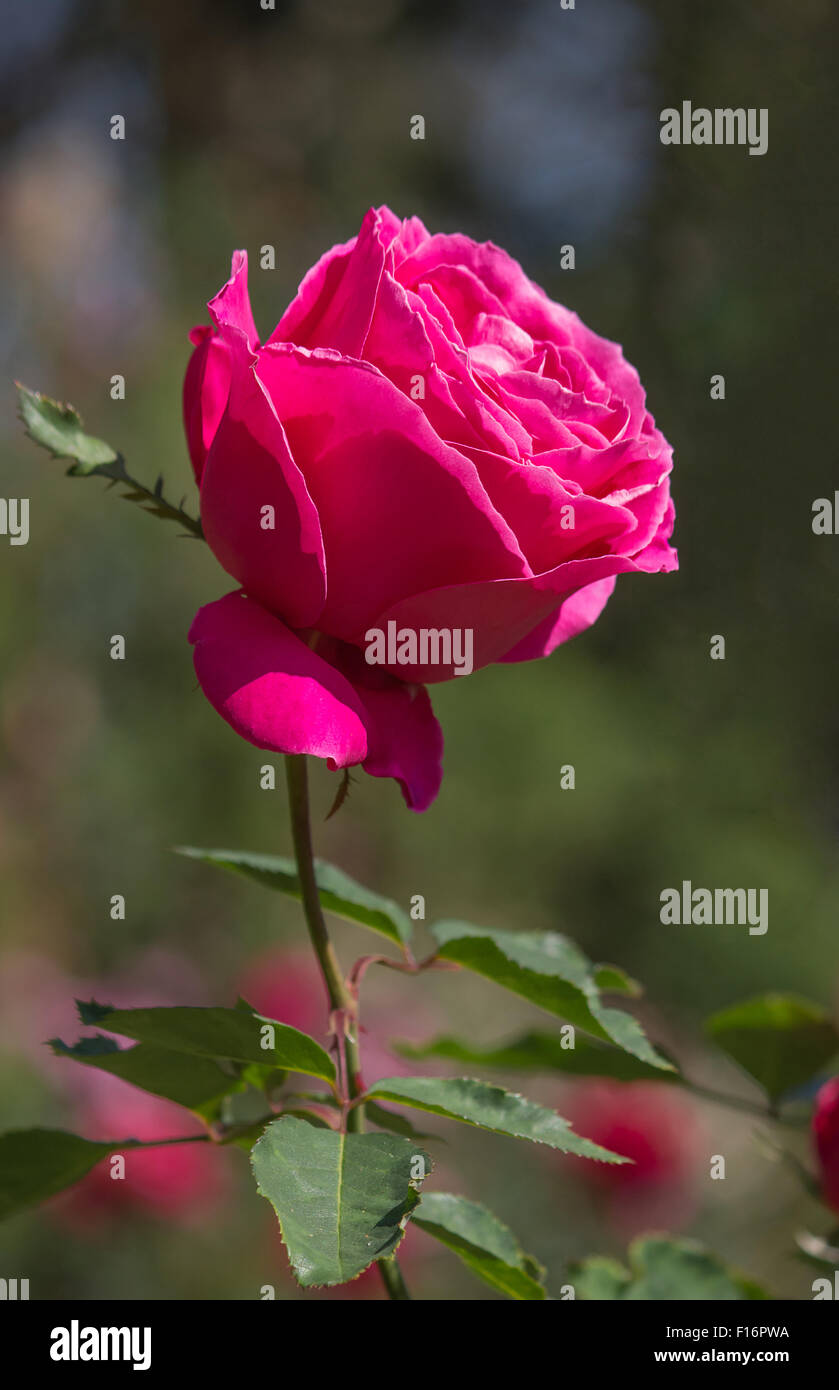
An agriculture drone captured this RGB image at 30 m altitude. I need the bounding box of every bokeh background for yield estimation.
[1,0,838,1299]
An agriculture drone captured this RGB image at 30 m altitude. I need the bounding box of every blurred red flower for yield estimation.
[561,1080,703,1237]
[812,1076,839,1213]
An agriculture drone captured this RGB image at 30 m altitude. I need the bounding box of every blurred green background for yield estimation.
[1,0,838,1299]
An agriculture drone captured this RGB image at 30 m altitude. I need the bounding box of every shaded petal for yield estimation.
[499,577,618,662]
[358,679,443,812]
[366,550,673,683]
[317,637,444,812]
[182,326,230,485]
[199,330,327,628]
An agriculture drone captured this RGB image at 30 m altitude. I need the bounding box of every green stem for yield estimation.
[682,1080,807,1126]
[283,753,411,1301]
[376,1257,412,1301]
[284,754,353,1028]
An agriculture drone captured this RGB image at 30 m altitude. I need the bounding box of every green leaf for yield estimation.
[279,1109,334,1130]
[567,1256,632,1300]
[16,383,203,536]
[367,1076,628,1161]
[251,1115,429,1286]
[175,848,412,947]
[594,964,641,997]
[49,1035,237,1117]
[705,994,839,1101]
[0,1129,114,1221]
[429,922,670,1070]
[16,383,118,470]
[394,1031,680,1083]
[365,1101,440,1142]
[218,1086,275,1128]
[75,1001,335,1086]
[412,1192,546,1300]
[569,1236,768,1301]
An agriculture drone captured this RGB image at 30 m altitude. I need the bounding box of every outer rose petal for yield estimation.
[199,328,327,629]
[366,550,671,683]
[208,249,259,350]
[358,678,442,812]
[189,592,368,767]
[189,594,444,810]
[182,326,231,484]
[499,577,617,663]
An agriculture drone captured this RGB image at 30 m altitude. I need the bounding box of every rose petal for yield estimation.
[182,326,231,484]
[208,249,259,350]
[459,445,637,575]
[189,594,444,810]
[397,233,649,432]
[199,329,327,629]
[269,208,390,356]
[499,577,618,662]
[317,637,444,812]
[255,344,529,636]
[268,232,357,346]
[366,551,670,682]
[189,592,367,766]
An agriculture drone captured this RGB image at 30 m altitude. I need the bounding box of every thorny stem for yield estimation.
[283,753,411,1301]
[347,950,457,998]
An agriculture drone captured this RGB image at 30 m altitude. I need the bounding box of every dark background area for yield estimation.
[1,0,837,1298]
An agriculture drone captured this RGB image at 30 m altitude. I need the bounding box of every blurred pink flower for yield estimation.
[561,1080,703,1237]
[237,945,324,1038]
[55,1075,229,1228]
[0,948,229,1226]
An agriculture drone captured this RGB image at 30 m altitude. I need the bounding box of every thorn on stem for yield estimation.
[325,767,354,820]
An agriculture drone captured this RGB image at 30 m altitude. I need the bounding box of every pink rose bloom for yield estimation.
[561,1081,701,1237]
[813,1076,839,1213]
[185,207,676,810]
[55,1075,228,1227]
